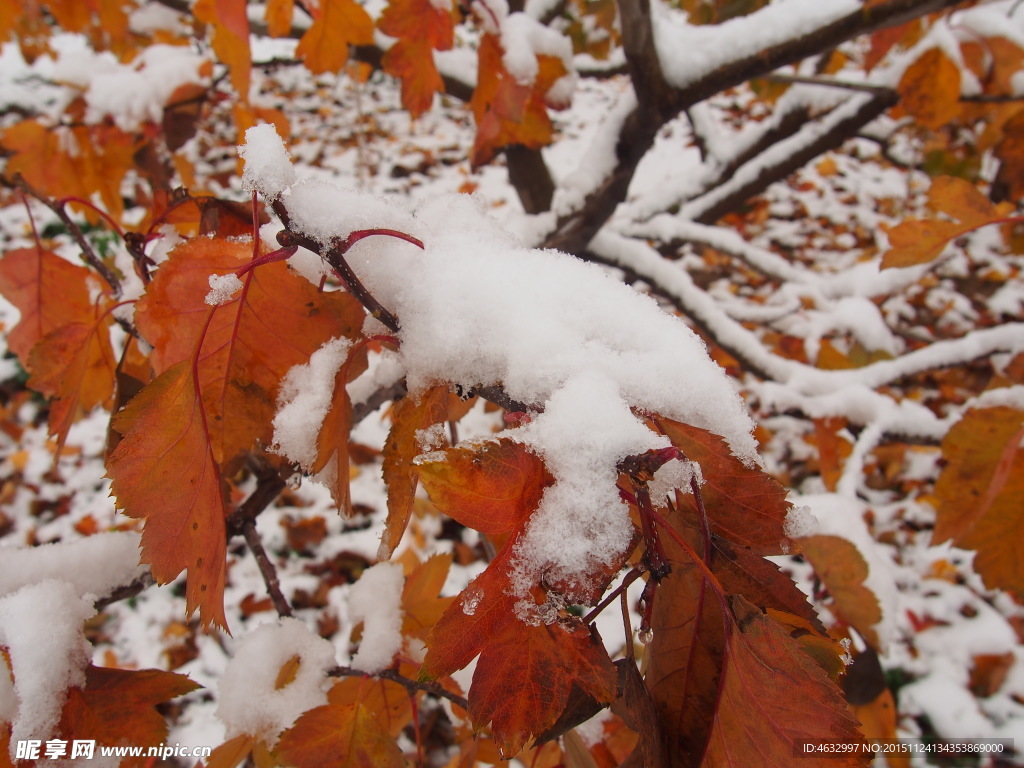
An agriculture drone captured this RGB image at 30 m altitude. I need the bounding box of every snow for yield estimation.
[346,562,404,674]
[240,124,297,201]
[244,128,759,599]
[651,0,860,90]
[53,44,209,132]
[205,273,244,306]
[0,581,94,752]
[216,618,336,745]
[0,531,146,600]
[272,337,351,470]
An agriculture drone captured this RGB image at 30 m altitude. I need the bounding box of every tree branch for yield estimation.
[332,665,469,711]
[7,174,122,297]
[241,517,294,618]
[544,0,965,255]
[685,90,897,224]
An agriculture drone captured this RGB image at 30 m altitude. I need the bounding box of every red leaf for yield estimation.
[470,33,568,166]
[657,418,791,554]
[275,702,406,768]
[58,665,200,764]
[470,620,617,757]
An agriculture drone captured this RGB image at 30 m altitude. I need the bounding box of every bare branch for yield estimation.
[241,517,294,618]
[7,174,122,297]
[545,0,965,255]
[332,665,470,711]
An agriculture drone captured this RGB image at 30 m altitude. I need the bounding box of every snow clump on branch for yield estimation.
[241,125,759,604]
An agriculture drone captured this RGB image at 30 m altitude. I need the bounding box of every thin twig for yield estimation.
[94,572,157,612]
[10,174,122,296]
[241,517,294,618]
[331,666,470,711]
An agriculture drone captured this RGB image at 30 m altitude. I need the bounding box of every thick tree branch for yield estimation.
[544,0,965,255]
[686,90,897,224]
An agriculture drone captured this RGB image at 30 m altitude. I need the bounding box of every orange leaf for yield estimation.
[934,406,1024,600]
[58,665,200,763]
[275,702,406,768]
[797,535,882,649]
[470,33,567,166]
[296,0,374,75]
[881,176,1009,269]
[416,438,553,534]
[656,418,790,554]
[926,175,999,225]
[994,108,1024,201]
[27,315,117,454]
[881,218,964,269]
[265,0,294,37]
[134,237,365,466]
[309,342,370,515]
[194,0,250,100]
[401,553,456,642]
[379,387,471,559]
[0,246,96,360]
[897,47,961,130]
[206,734,257,768]
[327,675,414,738]
[106,357,229,630]
[379,0,454,117]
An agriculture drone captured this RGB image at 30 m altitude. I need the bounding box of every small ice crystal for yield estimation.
[461,585,483,616]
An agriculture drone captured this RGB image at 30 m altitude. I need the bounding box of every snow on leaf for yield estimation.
[0,246,96,361]
[134,236,365,466]
[896,47,961,131]
[657,419,790,554]
[106,358,229,630]
[934,406,1024,601]
[296,0,374,75]
[27,317,117,455]
[58,665,200,762]
[471,33,567,166]
[194,0,250,101]
[416,438,553,535]
[797,534,882,650]
[275,702,406,768]
[378,0,454,117]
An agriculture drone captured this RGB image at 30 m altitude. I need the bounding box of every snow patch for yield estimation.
[347,562,405,674]
[216,618,336,745]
